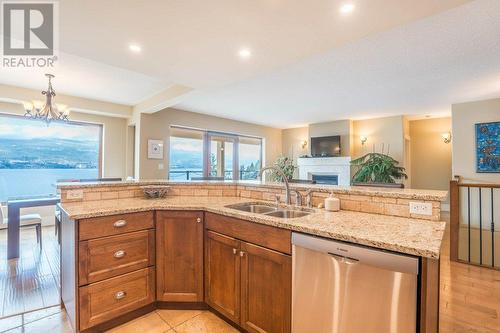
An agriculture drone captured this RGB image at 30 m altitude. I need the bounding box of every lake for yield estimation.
[0,169,98,202]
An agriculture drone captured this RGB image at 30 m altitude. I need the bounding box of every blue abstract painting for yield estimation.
[475,122,499,173]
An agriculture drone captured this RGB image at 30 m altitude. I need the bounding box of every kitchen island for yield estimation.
[58,181,446,333]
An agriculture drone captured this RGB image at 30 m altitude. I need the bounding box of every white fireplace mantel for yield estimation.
[297,157,351,186]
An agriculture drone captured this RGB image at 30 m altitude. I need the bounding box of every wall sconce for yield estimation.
[301,140,308,149]
[360,136,367,146]
[442,132,452,144]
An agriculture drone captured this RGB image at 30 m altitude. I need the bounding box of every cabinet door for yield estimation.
[240,241,291,333]
[205,230,241,324]
[156,211,204,302]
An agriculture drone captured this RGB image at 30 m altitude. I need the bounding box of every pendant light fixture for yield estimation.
[24,74,69,124]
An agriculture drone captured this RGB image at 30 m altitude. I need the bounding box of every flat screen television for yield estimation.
[310,136,341,157]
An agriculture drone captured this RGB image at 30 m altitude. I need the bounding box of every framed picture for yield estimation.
[148,139,164,159]
[475,122,499,173]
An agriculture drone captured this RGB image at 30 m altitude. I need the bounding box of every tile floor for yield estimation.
[0,307,239,333]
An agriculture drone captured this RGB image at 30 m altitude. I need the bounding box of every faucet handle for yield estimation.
[275,194,280,205]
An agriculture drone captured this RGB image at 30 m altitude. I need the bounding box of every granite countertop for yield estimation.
[57,179,448,201]
[60,196,446,259]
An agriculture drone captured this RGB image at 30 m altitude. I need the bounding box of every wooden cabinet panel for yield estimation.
[206,212,291,254]
[205,230,241,324]
[79,211,154,240]
[79,267,155,331]
[156,211,204,302]
[79,230,155,285]
[240,241,291,333]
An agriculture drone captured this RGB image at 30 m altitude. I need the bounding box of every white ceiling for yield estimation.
[1,0,499,127]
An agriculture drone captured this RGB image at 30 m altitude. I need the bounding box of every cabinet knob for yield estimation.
[196,217,202,223]
[113,220,127,228]
[233,248,237,255]
[239,251,245,257]
[113,250,126,258]
[114,290,127,300]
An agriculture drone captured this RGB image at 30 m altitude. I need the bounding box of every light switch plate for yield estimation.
[66,190,84,200]
[409,202,433,216]
[158,163,164,170]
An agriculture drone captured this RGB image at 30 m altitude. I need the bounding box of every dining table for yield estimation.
[7,196,60,259]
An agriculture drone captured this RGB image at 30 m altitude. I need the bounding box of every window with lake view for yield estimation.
[169,127,262,180]
[0,115,102,201]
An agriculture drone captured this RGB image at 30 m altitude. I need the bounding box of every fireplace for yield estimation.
[311,174,339,185]
[297,157,351,186]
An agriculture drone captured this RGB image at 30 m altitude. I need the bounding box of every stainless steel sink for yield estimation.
[225,203,277,214]
[225,202,313,219]
[265,210,311,219]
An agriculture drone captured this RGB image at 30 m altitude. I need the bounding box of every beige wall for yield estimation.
[352,116,405,163]
[452,98,500,183]
[409,118,452,197]
[139,108,282,179]
[0,101,128,179]
[309,119,353,156]
[282,127,309,177]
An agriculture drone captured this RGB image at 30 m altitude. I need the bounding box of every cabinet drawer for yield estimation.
[79,267,155,331]
[79,211,154,240]
[79,230,155,285]
[206,212,291,254]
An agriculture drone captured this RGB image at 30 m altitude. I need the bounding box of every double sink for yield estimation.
[225,202,314,219]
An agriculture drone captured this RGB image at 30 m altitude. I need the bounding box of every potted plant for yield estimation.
[271,156,296,181]
[350,152,407,188]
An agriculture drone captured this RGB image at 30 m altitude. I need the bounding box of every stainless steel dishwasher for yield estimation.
[292,232,419,333]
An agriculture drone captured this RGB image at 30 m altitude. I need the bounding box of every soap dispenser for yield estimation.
[324,192,340,212]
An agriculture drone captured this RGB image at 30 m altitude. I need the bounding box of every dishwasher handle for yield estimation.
[328,252,359,265]
[292,232,419,275]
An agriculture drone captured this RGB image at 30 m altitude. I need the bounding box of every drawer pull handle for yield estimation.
[114,291,127,300]
[114,250,126,258]
[113,220,127,228]
[196,217,201,223]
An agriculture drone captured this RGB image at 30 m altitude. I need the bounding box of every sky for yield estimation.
[0,116,100,141]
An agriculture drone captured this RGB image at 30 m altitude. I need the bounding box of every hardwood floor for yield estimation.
[1,218,499,332]
[0,226,60,319]
[440,217,500,333]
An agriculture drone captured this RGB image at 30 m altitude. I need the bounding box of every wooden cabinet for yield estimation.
[240,242,291,333]
[156,211,204,302]
[79,267,155,331]
[79,230,155,285]
[79,211,154,241]
[205,230,241,323]
[205,215,292,333]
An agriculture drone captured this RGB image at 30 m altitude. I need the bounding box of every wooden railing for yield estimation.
[450,178,499,269]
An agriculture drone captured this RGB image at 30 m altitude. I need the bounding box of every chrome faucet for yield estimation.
[303,189,314,208]
[290,189,303,207]
[259,166,291,205]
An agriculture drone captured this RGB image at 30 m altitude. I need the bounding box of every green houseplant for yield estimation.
[350,152,407,186]
[270,156,296,181]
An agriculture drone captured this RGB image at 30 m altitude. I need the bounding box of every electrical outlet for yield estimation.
[66,190,83,200]
[158,163,164,170]
[409,202,433,216]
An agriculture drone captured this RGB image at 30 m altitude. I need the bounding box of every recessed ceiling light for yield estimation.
[129,43,142,53]
[339,3,355,15]
[238,48,252,59]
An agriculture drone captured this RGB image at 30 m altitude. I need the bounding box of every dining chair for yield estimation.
[1,204,43,249]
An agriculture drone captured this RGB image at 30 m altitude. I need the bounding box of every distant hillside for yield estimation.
[0,138,99,169]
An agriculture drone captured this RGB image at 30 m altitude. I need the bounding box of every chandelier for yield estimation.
[24,74,69,124]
